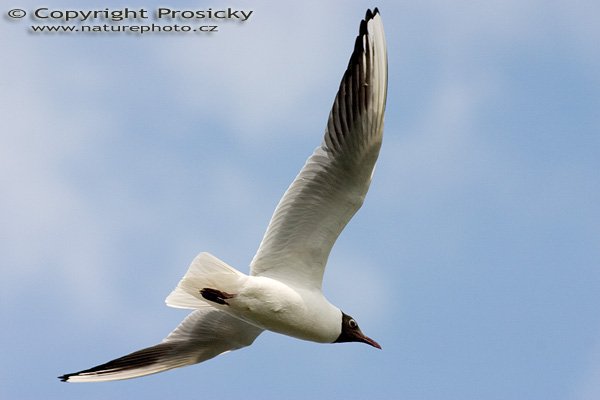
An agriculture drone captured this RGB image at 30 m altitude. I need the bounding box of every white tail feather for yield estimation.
[165,252,246,309]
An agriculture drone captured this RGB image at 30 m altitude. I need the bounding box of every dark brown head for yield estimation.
[334,312,381,349]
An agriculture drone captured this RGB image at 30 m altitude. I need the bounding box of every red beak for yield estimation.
[360,334,382,349]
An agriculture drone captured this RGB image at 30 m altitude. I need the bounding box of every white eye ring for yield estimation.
[349,319,358,329]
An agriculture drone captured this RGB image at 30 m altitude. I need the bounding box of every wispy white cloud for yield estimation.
[0,37,121,315]
[149,1,361,144]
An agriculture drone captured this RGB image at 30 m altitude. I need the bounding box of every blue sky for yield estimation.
[2,0,599,399]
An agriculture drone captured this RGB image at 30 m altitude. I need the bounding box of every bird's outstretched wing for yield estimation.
[59,308,263,382]
[250,9,387,289]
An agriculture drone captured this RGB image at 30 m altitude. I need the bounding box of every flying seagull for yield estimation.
[60,8,387,383]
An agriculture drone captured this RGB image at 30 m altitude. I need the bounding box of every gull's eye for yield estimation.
[349,319,358,329]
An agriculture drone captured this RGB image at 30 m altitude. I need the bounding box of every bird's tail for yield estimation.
[59,341,197,382]
[165,252,247,309]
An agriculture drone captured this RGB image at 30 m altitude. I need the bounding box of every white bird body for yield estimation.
[60,8,387,383]
[167,252,342,343]
[229,276,341,343]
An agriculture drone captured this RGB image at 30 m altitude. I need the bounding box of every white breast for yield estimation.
[228,276,342,343]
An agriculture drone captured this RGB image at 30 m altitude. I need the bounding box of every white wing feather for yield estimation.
[250,10,387,289]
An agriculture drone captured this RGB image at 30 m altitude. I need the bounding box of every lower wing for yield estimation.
[59,308,263,382]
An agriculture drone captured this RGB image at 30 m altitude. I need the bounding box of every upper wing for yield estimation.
[59,308,263,382]
[250,9,387,289]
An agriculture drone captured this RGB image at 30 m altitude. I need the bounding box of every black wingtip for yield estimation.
[365,8,380,22]
[55,342,172,382]
[360,8,380,37]
[359,18,368,36]
[349,8,378,70]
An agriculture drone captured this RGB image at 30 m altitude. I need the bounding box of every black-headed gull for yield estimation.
[60,8,387,382]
